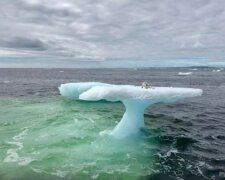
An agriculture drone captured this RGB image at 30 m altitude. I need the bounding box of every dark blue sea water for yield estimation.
[0,67,224,180]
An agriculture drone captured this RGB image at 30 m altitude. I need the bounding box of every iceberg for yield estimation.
[178,72,193,76]
[59,82,203,138]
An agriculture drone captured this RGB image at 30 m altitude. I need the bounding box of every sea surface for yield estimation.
[0,68,224,180]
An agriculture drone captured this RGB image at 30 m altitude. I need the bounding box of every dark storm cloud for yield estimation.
[2,37,48,51]
[0,0,225,59]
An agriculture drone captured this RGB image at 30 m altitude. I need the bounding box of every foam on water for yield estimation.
[4,127,34,166]
[59,82,202,138]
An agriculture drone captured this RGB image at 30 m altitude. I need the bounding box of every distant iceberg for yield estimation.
[189,68,198,71]
[59,82,202,138]
[178,72,193,76]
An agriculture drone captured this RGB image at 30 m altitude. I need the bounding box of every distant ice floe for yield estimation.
[212,68,224,72]
[178,72,193,76]
[189,68,198,71]
[59,82,202,138]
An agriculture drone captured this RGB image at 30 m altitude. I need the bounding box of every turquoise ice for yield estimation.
[59,82,203,138]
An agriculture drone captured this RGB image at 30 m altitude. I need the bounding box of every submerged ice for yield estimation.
[59,82,203,138]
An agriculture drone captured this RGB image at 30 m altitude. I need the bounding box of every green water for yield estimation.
[0,97,156,179]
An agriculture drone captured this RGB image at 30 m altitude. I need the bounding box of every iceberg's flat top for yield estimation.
[59,82,203,102]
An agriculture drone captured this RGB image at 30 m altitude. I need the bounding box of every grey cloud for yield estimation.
[0,0,225,60]
[1,37,48,51]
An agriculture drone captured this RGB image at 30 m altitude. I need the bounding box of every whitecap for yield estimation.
[51,170,67,178]
[4,128,35,166]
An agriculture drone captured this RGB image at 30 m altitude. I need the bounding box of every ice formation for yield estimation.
[59,82,203,138]
[178,72,193,76]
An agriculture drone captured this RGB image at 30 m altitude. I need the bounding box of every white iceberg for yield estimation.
[212,69,221,72]
[59,82,202,138]
[178,72,193,76]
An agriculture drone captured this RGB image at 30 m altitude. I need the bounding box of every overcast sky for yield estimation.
[0,0,225,67]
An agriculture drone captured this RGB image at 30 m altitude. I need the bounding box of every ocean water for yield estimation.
[0,68,224,180]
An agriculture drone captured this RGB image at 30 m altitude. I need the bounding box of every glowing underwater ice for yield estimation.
[59,82,203,138]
